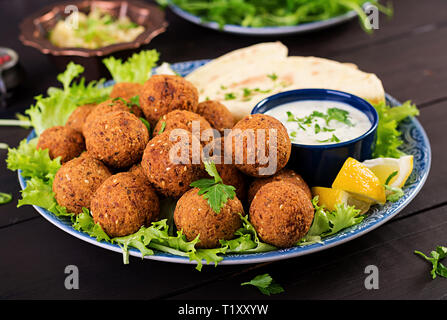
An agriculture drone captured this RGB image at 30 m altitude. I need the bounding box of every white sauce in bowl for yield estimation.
[265,100,372,145]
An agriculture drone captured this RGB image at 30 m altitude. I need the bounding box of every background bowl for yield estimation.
[252,89,379,187]
[19,0,168,80]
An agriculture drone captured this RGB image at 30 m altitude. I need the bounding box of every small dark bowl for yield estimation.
[252,89,378,187]
[19,0,168,80]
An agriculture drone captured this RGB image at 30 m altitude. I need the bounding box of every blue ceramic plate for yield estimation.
[169,4,357,36]
[19,60,431,266]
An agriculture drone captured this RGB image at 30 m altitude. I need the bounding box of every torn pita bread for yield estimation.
[186,42,385,120]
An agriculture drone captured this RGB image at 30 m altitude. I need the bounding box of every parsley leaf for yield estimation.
[415,246,447,279]
[190,161,236,213]
[326,107,353,126]
[130,95,140,107]
[241,273,284,296]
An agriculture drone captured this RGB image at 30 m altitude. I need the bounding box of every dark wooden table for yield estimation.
[1,0,446,300]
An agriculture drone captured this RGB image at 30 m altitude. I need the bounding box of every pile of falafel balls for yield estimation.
[36,75,315,250]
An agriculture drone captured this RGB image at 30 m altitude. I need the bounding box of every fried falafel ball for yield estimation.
[129,163,150,185]
[139,75,199,125]
[228,114,291,177]
[110,82,143,101]
[141,129,205,198]
[153,110,214,144]
[66,103,96,134]
[174,188,244,248]
[91,172,160,237]
[84,110,149,168]
[247,168,311,203]
[249,181,314,248]
[196,100,235,133]
[204,138,247,200]
[53,153,112,214]
[82,98,143,134]
[37,126,85,163]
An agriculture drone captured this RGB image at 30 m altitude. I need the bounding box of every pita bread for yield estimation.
[186,42,385,120]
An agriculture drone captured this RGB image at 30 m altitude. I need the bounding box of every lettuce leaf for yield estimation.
[25,62,110,135]
[73,208,110,242]
[220,214,276,253]
[6,138,61,181]
[373,101,419,158]
[103,50,160,84]
[300,196,363,244]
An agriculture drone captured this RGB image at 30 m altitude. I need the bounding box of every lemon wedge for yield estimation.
[312,187,371,214]
[332,157,386,204]
[362,155,413,188]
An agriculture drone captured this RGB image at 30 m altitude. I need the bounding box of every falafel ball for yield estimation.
[249,181,314,248]
[82,98,143,134]
[110,82,143,101]
[228,114,291,177]
[141,129,205,198]
[204,138,247,200]
[84,110,149,168]
[247,169,311,203]
[91,172,159,237]
[66,103,96,134]
[153,110,214,143]
[129,163,150,185]
[139,75,199,125]
[174,188,244,248]
[37,126,85,163]
[53,153,112,214]
[196,100,235,133]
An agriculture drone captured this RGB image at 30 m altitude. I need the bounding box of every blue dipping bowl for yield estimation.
[251,89,379,187]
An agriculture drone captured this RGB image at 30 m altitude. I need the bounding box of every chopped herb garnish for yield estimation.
[286,111,295,122]
[224,93,236,100]
[220,85,227,90]
[326,108,353,126]
[314,123,321,134]
[158,121,166,135]
[385,171,399,185]
[190,161,236,213]
[254,88,272,94]
[243,88,252,97]
[323,127,336,132]
[267,73,278,81]
[0,192,12,205]
[318,134,340,143]
[241,273,284,296]
[290,131,297,138]
[140,117,151,133]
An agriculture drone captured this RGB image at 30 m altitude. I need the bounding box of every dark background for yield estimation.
[0,0,446,299]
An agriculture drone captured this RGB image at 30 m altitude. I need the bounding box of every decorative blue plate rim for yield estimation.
[169,4,358,35]
[18,60,432,266]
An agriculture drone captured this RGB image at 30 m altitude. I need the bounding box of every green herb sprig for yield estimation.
[241,273,284,296]
[414,246,447,279]
[190,161,236,213]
